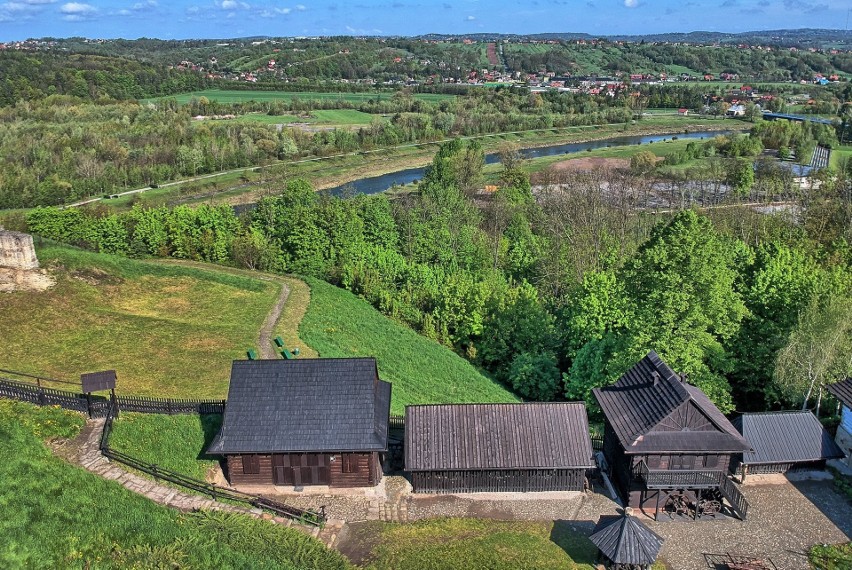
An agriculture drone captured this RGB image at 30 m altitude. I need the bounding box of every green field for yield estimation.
[344,518,598,570]
[238,109,383,126]
[147,89,454,105]
[0,244,277,398]
[0,400,350,569]
[299,277,519,414]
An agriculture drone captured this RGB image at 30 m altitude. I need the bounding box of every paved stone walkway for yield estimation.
[51,418,344,548]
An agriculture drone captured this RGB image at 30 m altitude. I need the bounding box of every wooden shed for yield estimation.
[589,508,664,570]
[404,403,595,494]
[827,378,852,468]
[594,351,752,520]
[207,358,391,488]
[732,411,843,479]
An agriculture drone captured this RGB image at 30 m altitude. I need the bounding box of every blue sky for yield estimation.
[0,0,848,41]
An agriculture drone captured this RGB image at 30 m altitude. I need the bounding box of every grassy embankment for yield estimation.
[298,277,517,415]
[0,399,350,569]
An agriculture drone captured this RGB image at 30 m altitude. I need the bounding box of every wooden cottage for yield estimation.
[732,411,843,479]
[589,508,664,570]
[207,358,391,488]
[593,351,752,520]
[827,378,852,468]
[405,403,595,493]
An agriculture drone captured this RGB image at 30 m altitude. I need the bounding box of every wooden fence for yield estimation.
[99,398,325,527]
[389,414,404,430]
[0,376,224,417]
[0,378,111,417]
[116,395,225,415]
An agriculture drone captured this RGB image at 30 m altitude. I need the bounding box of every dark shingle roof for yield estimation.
[593,351,751,454]
[589,513,664,566]
[207,358,391,454]
[404,403,595,471]
[733,411,844,465]
[827,378,852,409]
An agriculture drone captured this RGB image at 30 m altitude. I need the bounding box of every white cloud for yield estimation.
[295,3,305,9]
[21,0,57,4]
[275,6,290,13]
[60,1,97,14]
[624,0,638,6]
[219,0,249,8]
[465,14,475,19]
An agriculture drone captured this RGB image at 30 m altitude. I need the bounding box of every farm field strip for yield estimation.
[144,89,455,104]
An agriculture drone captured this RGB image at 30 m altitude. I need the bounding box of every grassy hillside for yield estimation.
[0,400,350,569]
[299,277,519,414]
[0,244,277,398]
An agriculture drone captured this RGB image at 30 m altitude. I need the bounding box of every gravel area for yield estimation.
[646,480,852,570]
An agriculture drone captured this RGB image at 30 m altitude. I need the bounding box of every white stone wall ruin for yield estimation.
[0,231,39,270]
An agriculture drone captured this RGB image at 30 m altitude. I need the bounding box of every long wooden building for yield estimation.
[207,358,391,488]
[732,411,843,479]
[405,403,595,494]
[594,351,752,520]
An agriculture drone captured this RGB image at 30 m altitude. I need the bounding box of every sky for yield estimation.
[0,0,849,41]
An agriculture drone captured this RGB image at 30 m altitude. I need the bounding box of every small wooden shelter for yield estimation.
[732,411,843,479]
[827,377,852,468]
[208,357,391,488]
[589,508,664,570]
[405,403,595,493]
[594,351,752,520]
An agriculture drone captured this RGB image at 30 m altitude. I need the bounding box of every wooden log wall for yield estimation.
[411,469,587,494]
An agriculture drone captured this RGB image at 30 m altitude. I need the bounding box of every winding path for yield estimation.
[258,282,291,359]
[50,417,344,547]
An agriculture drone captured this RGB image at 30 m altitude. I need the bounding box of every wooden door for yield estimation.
[272,454,294,486]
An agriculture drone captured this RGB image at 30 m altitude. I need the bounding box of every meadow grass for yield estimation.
[146,89,453,105]
[0,400,350,569]
[108,412,222,481]
[351,518,597,570]
[237,109,382,126]
[0,244,277,398]
[298,277,519,414]
[809,542,852,570]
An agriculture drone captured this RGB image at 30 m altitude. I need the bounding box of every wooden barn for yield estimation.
[207,358,391,488]
[827,377,852,468]
[732,411,843,479]
[404,403,595,494]
[594,351,752,520]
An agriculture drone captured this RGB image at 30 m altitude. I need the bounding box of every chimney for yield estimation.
[651,371,660,386]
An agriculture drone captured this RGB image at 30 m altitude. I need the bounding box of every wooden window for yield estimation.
[341,453,359,474]
[242,454,260,475]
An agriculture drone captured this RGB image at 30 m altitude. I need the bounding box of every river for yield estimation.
[326,130,727,196]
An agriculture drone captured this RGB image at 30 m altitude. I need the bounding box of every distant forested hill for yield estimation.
[0,51,210,105]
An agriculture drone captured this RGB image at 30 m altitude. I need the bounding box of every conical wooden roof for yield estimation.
[590,512,664,565]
